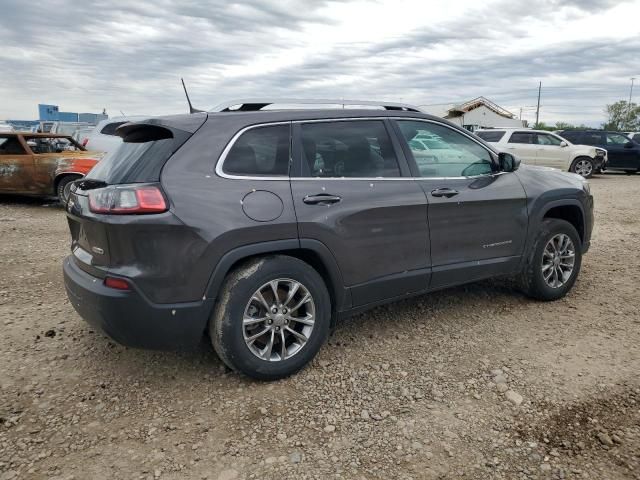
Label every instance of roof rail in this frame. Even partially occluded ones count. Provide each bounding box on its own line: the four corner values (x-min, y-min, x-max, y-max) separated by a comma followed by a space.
210, 98, 423, 113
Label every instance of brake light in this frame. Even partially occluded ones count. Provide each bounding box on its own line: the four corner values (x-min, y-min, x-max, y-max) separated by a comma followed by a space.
89, 184, 168, 214
104, 276, 131, 290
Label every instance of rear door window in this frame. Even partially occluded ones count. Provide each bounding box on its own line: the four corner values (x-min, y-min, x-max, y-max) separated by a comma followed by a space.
582, 132, 604, 146
559, 131, 582, 143
476, 130, 505, 142
508, 132, 535, 144
222, 124, 290, 177
0, 137, 27, 155
299, 120, 400, 178
633, 134, 640, 143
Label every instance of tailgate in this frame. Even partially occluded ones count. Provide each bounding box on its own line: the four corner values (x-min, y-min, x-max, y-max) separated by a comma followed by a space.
66, 189, 111, 277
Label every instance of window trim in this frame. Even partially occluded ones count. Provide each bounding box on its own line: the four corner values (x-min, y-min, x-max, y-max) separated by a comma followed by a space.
216, 117, 499, 181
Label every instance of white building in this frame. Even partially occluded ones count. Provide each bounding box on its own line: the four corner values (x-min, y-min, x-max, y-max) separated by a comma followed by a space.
420, 97, 524, 131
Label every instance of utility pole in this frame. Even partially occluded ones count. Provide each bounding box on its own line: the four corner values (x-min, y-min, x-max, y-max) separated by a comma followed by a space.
625, 77, 635, 130
535, 81, 542, 127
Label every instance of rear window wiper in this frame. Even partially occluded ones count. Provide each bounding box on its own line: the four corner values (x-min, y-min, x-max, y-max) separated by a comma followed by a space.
76, 179, 108, 190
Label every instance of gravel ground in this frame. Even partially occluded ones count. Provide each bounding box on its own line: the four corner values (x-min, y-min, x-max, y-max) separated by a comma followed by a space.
1, 173, 639, 480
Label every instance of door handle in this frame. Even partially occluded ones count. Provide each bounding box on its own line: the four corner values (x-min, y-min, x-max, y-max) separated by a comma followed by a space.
430, 188, 459, 198
303, 194, 342, 205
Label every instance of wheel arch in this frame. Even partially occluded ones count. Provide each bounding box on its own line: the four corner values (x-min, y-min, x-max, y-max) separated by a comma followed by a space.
53, 171, 84, 195
204, 239, 349, 326
540, 200, 585, 243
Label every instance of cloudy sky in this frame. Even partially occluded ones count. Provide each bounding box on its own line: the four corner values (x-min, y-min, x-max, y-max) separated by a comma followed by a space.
1, 0, 639, 126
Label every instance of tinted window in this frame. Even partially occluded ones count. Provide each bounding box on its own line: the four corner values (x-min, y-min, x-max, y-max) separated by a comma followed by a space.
633, 134, 640, 142
535, 133, 563, 146
398, 120, 494, 178
476, 130, 506, 142
100, 121, 128, 136
300, 121, 400, 178
607, 133, 630, 145
558, 131, 581, 143
582, 132, 604, 145
508, 132, 535, 144
0, 137, 27, 155
87, 126, 190, 184
223, 125, 290, 176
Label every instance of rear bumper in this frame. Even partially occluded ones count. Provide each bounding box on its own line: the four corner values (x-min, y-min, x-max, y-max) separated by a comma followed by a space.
63, 256, 212, 350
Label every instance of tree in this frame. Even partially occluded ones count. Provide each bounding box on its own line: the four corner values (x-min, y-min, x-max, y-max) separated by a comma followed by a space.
603, 100, 640, 131
554, 121, 574, 130
533, 121, 554, 131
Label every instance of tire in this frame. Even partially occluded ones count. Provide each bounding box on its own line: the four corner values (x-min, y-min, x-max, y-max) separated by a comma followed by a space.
519, 218, 582, 301
56, 175, 81, 206
569, 157, 594, 179
210, 255, 331, 380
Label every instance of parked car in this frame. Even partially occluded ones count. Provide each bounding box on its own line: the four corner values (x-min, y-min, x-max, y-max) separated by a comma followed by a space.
0, 132, 104, 204
0, 121, 14, 133
63, 101, 593, 380
476, 128, 607, 178
556, 130, 640, 174
73, 127, 95, 147
49, 122, 92, 136
84, 116, 148, 154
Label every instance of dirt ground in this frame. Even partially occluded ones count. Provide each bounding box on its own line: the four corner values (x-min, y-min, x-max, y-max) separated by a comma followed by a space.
0, 173, 639, 480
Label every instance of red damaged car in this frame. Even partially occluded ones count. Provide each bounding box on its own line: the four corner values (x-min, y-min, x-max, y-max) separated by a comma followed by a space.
0, 132, 104, 204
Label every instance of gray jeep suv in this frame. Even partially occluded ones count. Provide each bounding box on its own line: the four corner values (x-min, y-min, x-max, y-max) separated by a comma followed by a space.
63, 100, 593, 380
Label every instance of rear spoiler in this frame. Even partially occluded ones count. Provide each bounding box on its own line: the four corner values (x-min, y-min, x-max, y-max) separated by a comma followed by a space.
116, 113, 207, 140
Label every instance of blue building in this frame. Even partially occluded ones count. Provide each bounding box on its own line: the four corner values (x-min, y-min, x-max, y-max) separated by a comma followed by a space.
38, 104, 59, 121
38, 104, 106, 124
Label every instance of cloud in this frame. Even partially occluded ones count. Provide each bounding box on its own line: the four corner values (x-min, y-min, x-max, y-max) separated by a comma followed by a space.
0, 0, 638, 125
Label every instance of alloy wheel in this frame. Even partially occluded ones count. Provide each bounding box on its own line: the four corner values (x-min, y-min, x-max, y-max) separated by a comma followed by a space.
574, 160, 593, 178
541, 233, 576, 288
242, 278, 315, 362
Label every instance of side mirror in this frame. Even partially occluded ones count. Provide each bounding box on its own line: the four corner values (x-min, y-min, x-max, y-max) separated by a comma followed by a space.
560, 141, 568, 147
624, 141, 634, 149
498, 152, 520, 172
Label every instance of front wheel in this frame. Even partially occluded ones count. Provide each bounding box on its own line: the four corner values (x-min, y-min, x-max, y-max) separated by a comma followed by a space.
519, 218, 582, 301
570, 157, 594, 179
210, 255, 331, 380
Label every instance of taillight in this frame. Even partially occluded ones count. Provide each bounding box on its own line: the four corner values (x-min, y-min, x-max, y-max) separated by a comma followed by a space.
104, 276, 131, 290
89, 184, 168, 214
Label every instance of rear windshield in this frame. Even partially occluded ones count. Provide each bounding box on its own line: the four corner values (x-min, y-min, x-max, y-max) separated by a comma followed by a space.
86, 127, 190, 184
476, 130, 505, 142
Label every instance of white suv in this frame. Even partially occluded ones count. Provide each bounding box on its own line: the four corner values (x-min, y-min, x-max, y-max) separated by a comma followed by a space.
476, 129, 607, 178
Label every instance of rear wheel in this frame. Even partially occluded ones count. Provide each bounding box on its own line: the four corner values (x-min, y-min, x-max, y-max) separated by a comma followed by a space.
519, 218, 582, 301
210, 255, 331, 380
570, 157, 594, 178
56, 175, 81, 206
